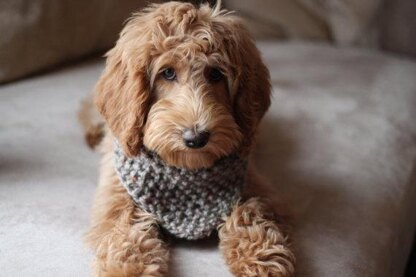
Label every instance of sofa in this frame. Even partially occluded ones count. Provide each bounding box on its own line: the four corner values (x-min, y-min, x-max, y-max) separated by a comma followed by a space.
1, 1, 415, 276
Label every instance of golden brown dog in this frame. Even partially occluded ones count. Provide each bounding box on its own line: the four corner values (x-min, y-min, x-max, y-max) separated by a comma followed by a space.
83, 1, 295, 276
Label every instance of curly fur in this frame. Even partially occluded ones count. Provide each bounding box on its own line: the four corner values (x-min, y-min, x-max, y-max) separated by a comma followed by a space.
83, 1, 295, 276
219, 198, 295, 277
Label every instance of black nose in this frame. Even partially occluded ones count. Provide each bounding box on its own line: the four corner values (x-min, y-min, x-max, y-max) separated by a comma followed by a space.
182, 129, 210, 149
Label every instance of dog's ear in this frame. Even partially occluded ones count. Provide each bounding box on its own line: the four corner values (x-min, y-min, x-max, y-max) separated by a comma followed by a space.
234, 39, 271, 154
94, 14, 153, 157
216, 17, 271, 154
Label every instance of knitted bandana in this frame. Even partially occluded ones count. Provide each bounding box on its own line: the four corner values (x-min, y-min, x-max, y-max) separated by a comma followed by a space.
114, 143, 248, 240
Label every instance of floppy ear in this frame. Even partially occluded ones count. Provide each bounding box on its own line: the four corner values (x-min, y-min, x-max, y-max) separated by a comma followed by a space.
234, 39, 271, 153
94, 14, 153, 157
218, 18, 271, 154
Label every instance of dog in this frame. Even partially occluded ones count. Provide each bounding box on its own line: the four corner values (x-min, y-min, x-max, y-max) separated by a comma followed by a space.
82, 1, 295, 276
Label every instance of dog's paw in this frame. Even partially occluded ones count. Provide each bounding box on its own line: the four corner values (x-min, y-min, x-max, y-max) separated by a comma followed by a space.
93, 255, 167, 277
91, 229, 169, 277
221, 225, 295, 276
219, 198, 295, 277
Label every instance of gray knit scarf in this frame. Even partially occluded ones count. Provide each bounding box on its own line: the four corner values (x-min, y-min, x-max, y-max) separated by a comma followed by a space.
114, 142, 247, 240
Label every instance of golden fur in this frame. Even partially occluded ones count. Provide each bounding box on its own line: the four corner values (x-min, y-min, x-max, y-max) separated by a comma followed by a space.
84, 2, 295, 276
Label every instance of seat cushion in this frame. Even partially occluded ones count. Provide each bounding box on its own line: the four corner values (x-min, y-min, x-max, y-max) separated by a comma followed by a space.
0, 42, 415, 276
256, 42, 416, 276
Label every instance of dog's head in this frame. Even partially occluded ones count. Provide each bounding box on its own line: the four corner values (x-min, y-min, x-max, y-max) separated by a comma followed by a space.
95, 1, 271, 169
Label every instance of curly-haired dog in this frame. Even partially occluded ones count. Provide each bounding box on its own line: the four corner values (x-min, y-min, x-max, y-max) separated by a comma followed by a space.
83, 1, 295, 276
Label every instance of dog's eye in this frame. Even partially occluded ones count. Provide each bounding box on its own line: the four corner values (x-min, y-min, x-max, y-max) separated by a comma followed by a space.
162, 68, 176, 81
209, 68, 223, 82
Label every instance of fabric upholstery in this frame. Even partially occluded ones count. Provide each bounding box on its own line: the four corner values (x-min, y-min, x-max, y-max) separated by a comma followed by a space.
380, 0, 416, 57
225, 0, 416, 54
0, 42, 415, 276
0, 0, 158, 83
224, 0, 330, 40
1, 0, 414, 84
224, 0, 381, 46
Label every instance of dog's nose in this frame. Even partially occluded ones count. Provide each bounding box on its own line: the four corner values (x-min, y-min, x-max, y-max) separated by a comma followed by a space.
182, 129, 210, 149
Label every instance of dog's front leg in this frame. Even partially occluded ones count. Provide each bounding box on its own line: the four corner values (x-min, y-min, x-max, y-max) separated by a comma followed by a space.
219, 197, 295, 277
86, 165, 169, 277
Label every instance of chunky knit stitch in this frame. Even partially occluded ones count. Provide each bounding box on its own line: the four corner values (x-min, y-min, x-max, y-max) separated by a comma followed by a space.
114, 143, 247, 240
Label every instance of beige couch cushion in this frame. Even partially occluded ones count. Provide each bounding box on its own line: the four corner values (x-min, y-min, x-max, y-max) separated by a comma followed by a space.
0, 0, 156, 83
224, 0, 331, 40
225, 0, 416, 55
380, 0, 416, 57
1, 41, 415, 276
224, 0, 381, 46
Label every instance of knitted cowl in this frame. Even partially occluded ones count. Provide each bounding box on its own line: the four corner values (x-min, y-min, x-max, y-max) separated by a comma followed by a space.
114, 142, 248, 240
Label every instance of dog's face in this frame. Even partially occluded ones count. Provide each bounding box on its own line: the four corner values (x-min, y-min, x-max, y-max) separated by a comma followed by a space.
95, 2, 271, 169
143, 49, 242, 169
